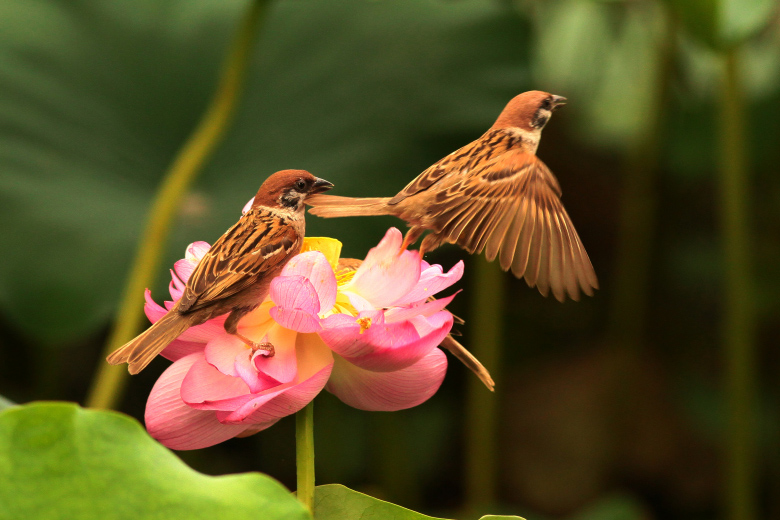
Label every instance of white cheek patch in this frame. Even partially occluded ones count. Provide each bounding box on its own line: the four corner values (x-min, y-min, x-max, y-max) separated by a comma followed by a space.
534, 108, 552, 128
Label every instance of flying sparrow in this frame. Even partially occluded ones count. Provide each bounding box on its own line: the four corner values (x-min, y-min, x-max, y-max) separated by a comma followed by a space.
308, 91, 597, 301
335, 257, 494, 391
107, 170, 334, 374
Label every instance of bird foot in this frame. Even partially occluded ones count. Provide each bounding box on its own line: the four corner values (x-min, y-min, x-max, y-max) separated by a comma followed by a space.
398, 239, 411, 256
252, 342, 275, 357
235, 333, 275, 357
399, 228, 423, 256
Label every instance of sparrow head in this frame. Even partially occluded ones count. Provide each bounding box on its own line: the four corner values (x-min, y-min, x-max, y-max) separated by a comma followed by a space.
491, 91, 567, 133
253, 170, 334, 212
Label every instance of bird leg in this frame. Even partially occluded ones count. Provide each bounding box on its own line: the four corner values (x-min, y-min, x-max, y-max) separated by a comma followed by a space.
224, 308, 275, 356
400, 226, 424, 255
234, 332, 275, 357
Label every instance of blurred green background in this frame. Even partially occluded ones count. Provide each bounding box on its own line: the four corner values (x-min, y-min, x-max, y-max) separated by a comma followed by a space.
1, 0, 779, 518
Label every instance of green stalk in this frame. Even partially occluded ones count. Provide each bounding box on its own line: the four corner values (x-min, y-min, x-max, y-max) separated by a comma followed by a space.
375, 412, 419, 509
607, 11, 674, 349
719, 49, 757, 520
464, 256, 504, 512
85, 0, 267, 409
296, 402, 316, 514
605, 8, 675, 434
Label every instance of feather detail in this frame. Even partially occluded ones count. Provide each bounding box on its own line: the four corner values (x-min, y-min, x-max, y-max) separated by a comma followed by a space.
107, 169, 329, 373
440, 335, 494, 391
302, 93, 597, 301
107, 311, 199, 374
178, 209, 300, 313
307, 195, 393, 218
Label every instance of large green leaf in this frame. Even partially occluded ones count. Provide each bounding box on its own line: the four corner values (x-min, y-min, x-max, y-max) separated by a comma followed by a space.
313, 484, 524, 520
0, 0, 529, 345
0, 402, 310, 520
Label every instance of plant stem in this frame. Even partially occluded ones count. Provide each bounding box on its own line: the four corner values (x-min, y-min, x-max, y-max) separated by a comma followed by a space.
464, 256, 504, 511
719, 49, 757, 520
607, 10, 674, 350
375, 412, 419, 509
296, 401, 316, 514
85, 0, 267, 410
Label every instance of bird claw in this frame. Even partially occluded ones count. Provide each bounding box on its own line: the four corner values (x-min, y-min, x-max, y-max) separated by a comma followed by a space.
251, 342, 275, 357
235, 333, 275, 357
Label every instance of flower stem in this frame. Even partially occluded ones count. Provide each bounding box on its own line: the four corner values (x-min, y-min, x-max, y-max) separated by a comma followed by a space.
296, 401, 316, 514
464, 256, 504, 512
719, 49, 757, 520
85, 0, 267, 410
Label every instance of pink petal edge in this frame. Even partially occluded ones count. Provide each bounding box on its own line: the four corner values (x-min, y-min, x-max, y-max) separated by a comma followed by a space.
145, 353, 247, 450
346, 228, 422, 308
393, 260, 464, 306
319, 310, 453, 372
326, 349, 447, 411
279, 251, 338, 313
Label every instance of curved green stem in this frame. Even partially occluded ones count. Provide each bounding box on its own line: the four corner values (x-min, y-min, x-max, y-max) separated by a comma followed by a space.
719, 49, 756, 520
85, 0, 268, 410
296, 402, 316, 514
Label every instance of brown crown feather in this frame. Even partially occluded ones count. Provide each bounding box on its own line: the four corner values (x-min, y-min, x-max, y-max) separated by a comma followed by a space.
253, 169, 315, 207
490, 90, 553, 132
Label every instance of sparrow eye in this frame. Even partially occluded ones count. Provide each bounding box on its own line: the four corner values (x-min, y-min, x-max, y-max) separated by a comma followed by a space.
295, 180, 306, 191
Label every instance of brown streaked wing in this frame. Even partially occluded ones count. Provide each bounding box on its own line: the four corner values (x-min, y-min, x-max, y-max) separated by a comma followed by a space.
546, 206, 567, 302
178, 210, 300, 313
498, 197, 529, 270
427, 150, 596, 301
558, 204, 599, 296
387, 138, 483, 205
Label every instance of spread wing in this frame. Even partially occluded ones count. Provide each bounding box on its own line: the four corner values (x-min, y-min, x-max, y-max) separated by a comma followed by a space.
178, 209, 300, 313
389, 130, 511, 205
427, 149, 598, 301
389, 160, 452, 205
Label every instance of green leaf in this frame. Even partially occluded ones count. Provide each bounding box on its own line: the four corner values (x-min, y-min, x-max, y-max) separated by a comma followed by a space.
0, 0, 529, 345
314, 484, 449, 520
313, 484, 524, 520
0, 402, 311, 520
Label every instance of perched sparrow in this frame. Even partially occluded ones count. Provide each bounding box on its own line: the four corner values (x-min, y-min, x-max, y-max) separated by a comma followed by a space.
308, 91, 597, 301
107, 170, 334, 374
336, 258, 495, 391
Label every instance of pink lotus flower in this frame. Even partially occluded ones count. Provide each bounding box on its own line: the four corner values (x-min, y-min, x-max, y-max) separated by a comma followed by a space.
145, 228, 463, 450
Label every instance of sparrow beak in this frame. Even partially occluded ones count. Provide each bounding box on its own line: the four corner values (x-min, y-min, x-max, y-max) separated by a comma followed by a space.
310, 177, 334, 194
551, 95, 567, 110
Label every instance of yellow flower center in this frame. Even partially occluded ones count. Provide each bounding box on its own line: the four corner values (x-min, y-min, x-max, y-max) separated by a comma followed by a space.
299, 237, 361, 317
356, 316, 372, 334
336, 269, 356, 286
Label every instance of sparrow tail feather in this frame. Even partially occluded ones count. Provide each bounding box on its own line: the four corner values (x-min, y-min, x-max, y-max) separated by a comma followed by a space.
307, 195, 393, 218
440, 335, 495, 391
106, 311, 197, 375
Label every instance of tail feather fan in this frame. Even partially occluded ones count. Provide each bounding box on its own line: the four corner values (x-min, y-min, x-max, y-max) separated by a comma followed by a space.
106, 311, 196, 374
